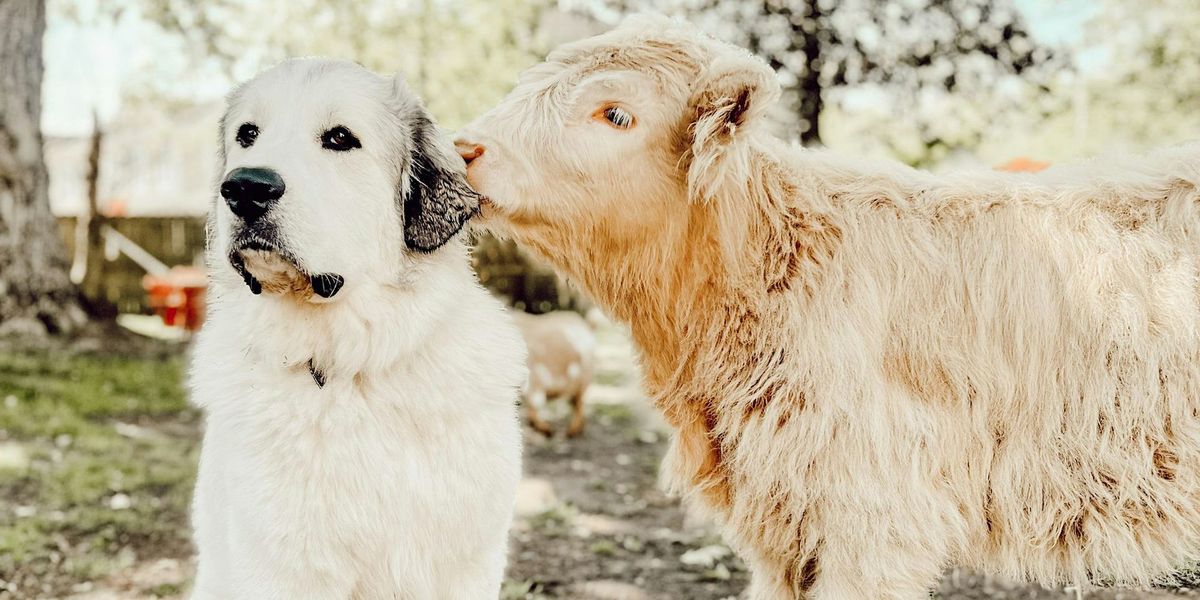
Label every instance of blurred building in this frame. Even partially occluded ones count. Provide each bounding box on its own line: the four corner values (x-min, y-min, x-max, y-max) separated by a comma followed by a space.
45, 101, 220, 218
43, 102, 216, 314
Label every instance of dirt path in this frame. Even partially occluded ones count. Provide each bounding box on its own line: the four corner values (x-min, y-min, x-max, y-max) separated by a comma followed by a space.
506, 404, 749, 599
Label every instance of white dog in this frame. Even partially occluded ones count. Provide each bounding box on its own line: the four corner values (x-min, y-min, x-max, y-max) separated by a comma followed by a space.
188, 59, 525, 600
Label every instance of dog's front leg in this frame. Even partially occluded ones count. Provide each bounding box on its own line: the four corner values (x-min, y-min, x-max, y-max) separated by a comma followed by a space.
431, 540, 509, 600
231, 558, 359, 600
195, 525, 361, 600
191, 570, 353, 600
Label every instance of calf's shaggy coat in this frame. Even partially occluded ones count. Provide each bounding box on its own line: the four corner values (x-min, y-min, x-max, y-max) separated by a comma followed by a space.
458, 17, 1200, 599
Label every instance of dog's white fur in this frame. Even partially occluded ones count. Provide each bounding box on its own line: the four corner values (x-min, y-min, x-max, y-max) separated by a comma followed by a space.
189, 59, 525, 600
460, 16, 1200, 599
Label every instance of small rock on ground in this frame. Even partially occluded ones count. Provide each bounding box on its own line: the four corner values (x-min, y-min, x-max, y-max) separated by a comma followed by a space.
568, 580, 654, 600
515, 477, 558, 518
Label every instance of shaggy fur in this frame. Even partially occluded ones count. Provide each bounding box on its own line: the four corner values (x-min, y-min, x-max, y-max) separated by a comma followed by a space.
190, 59, 525, 600
458, 16, 1200, 599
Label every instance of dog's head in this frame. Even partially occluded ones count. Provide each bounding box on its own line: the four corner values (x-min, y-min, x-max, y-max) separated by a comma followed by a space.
212, 59, 478, 301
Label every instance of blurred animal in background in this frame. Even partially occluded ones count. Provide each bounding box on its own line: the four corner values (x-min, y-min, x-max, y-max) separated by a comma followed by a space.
512, 310, 595, 437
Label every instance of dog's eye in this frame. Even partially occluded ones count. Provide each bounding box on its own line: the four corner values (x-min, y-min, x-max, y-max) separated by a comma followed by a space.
236, 123, 258, 148
598, 105, 635, 129
321, 126, 361, 152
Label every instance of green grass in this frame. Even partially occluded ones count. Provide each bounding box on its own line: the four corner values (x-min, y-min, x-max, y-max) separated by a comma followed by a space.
527, 504, 578, 539
588, 539, 617, 556
0, 349, 199, 597
500, 579, 550, 600
0, 352, 189, 438
148, 582, 183, 597
590, 402, 636, 427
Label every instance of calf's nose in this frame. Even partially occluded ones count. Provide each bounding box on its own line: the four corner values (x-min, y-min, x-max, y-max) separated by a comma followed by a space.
220, 167, 285, 223
454, 140, 486, 165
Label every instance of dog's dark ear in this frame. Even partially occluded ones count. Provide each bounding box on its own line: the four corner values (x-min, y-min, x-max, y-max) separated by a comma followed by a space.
402, 117, 481, 252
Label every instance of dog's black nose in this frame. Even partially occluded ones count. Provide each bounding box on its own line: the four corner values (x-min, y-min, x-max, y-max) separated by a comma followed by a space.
220, 167, 285, 222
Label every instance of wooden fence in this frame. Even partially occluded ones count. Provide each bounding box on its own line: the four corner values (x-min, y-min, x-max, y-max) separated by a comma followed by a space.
57, 216, 207, 315
471, 234, 589, 314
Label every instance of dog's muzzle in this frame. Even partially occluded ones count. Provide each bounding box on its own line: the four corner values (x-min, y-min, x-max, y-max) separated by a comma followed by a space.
228, 231, 345, 299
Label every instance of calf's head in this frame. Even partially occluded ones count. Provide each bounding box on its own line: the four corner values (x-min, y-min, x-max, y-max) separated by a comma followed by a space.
457, 17, 779, 277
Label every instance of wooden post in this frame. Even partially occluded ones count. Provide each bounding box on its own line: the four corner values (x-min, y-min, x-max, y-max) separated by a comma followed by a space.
76, 112, 115, 317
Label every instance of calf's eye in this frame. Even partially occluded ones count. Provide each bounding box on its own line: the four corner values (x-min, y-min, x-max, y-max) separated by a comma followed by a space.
599, 106, 635, 129
321, 126, 362, 151
236, 123, 258, 148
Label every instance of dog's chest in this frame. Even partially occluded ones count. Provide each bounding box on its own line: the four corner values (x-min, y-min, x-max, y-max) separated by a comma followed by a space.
203, 368, 518, 553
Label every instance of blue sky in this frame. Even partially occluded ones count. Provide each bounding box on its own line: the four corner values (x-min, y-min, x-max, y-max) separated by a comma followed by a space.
44, 2, 164, 136
1015, 0, 1096, 46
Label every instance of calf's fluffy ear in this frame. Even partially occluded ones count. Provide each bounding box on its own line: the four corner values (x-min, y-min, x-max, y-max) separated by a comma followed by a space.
402, 120, 480, 252
686, 51, 780, 201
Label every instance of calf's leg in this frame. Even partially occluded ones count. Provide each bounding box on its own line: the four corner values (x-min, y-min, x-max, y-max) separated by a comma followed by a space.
525, 390, 554, 436
801, 507, 947, 599
566, 391, 586, 437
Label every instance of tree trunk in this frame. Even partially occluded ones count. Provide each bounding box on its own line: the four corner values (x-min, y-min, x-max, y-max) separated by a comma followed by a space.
797, 27, 823, 146
745, 0, 824, 146
796, 0, 825, 147
0, 0, 86, 336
